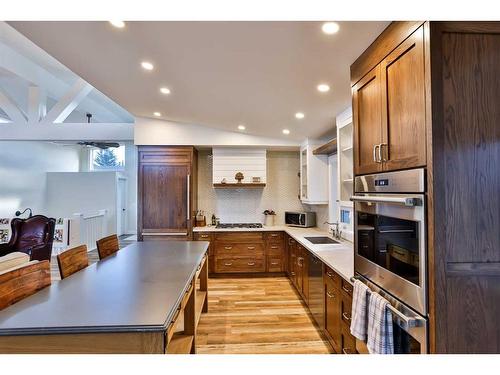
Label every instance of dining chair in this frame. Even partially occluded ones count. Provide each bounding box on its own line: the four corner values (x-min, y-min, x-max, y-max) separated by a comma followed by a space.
0, 260, 51, 310
96, 234, 120, 260
56, 244, 89, 280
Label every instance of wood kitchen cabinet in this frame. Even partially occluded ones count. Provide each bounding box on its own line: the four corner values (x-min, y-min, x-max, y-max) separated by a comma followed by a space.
265, 232, 285, 272
294, 244, 309, 304
287, 235, 298, 285
137, 146, 197, 241
324, 265, 342, 353
193, 232, 215, 274
353, 25, 426, 175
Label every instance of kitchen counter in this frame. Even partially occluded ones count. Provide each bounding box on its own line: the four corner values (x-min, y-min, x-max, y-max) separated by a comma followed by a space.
0, 241, 208, 336
194, 225, 354, 282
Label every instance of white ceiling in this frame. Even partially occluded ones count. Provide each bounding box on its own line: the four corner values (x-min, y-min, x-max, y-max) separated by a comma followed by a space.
9, 21, 389, 140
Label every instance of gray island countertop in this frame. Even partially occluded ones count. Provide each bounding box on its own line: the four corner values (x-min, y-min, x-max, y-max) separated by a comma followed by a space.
0, 241, 208, 336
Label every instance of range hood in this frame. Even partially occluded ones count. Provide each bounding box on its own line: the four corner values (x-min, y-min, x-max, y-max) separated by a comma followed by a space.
212, 148, 267, 188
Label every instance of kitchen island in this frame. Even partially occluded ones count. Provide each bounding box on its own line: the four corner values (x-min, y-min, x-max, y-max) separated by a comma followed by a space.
0, 241, 209, 354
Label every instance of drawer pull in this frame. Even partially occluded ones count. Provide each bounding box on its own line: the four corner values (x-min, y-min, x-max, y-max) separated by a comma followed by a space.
291, 271, 296, 276
201, 235, 209, 238
327, 271, 334, 278
271, 234, 278, 237
224, 262, 233, 266
271, 262, 279, 265
342, 312, 351, 321
271, 246, 278, 249
342, 285, 352, 293
247, 246, 255, 250
326, 291, 336, 299
224, 246, 233, 250
247, 262, 256, 266
342, 348, 354, 354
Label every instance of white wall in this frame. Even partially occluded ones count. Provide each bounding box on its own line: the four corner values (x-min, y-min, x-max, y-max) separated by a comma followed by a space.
78, 142, 137, 235
0, 141, 80, 217
134, 117, 299, 148
46, 172, 117, 235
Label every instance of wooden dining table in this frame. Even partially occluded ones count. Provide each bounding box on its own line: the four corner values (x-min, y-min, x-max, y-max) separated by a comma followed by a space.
0, 240, 209, 354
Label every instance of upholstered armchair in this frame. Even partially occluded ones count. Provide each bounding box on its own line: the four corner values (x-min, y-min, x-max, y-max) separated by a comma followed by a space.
0, 215, 56, 261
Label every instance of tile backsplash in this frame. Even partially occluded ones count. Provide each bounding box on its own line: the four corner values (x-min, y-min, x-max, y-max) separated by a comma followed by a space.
197, 150, 329, 228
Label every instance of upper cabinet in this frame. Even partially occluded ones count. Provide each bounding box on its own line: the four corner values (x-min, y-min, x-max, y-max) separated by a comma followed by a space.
300, 139, 329, 205
352, 24, 427, 176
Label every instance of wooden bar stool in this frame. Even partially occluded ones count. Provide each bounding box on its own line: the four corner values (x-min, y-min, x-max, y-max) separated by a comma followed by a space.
56, 245, 89, 280
96, 234, 120, 260
0, 260, 51, 310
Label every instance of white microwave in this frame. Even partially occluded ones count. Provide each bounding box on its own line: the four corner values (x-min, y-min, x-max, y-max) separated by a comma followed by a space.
285, 211, 316, 228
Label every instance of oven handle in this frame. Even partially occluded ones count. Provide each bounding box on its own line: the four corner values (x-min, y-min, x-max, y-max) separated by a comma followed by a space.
350, 195, 422, 207
351, 276, 423, 328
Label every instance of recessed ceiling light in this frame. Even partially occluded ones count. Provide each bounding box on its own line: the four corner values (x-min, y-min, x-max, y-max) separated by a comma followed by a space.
322, 22, 340, 35
282, 129, 290, 135
317, 84, 330, 93
160, 87, 171, 95
153, 112, 161, 117
238, 124, 246, 131
295, 112, 305, 119
141, 61, 154, 71
109, 21, 125, 28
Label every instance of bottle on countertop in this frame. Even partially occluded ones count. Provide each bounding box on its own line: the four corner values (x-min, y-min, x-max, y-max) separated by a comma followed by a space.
211, 214, 216, 226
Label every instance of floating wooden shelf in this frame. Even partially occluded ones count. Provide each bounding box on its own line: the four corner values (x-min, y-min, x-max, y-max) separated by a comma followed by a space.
213, 183, 266, 189
313, 139, 338, 155
167, 333, 194, 354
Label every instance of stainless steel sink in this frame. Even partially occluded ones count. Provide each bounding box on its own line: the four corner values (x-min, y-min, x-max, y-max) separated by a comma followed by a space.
304, 236, 340, 245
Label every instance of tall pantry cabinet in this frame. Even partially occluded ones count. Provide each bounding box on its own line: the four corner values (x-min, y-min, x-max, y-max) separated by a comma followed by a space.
351, 21, 500, 353
137, 146, 198, 241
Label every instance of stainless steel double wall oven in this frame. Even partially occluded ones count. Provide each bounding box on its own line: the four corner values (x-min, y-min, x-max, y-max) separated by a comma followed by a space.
352, 168, 428, 353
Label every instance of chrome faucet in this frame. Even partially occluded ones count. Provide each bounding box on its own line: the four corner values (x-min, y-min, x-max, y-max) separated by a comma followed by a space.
324, 221, 342, 240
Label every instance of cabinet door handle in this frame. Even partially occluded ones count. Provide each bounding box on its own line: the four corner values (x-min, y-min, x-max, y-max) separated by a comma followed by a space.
291, 271, 296, 276
326, 291, 336, 299
247, 262, 256, 266
271, 262, 279, 265
342, 348, 354, 354
271, 234, 278, 237
327, 271, 334, 278
373, 144, 379, 163
201, 235, 209, 238
379, 143, 387, 162
342, 312, 351, 321
224, 246, 233, 250
247, 246, 255, 250
224, 262, 233, 266
342, 285, 352, 294
186, 174, 190, 220
271, 246, 278, 249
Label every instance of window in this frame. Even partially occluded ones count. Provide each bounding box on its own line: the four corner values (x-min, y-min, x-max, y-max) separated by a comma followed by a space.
90, 145, 125, 171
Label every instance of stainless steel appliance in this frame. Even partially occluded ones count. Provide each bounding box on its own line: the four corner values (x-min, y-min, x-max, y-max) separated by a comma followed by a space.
216, 223, 263, 229
307, 253, 324, 329
352, 168, 427, 315
285, 211, 316, 228
352, 274, 428, 354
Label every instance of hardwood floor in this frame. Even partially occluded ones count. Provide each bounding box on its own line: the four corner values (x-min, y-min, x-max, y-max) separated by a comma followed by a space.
197, 276, 332, 354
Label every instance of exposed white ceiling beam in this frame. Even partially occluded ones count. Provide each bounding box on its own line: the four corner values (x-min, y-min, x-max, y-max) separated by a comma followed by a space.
0, 122, 134, 141
0, 87, 26, 124
39, 79, 93, 125
28, 85, 46, 125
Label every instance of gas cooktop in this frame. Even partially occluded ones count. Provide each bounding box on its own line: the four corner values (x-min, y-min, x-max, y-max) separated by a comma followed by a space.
216, 223, 263, 229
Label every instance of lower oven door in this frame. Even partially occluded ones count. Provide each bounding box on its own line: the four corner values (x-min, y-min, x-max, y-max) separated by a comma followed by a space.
352, 193, 426, 315
354, 275, 428, 354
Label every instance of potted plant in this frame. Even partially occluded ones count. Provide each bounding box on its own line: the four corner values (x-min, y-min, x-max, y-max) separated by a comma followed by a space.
263, 210, 276, 227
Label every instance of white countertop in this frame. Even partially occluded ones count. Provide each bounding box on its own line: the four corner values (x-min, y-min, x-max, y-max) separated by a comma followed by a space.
194, 225, 354, 282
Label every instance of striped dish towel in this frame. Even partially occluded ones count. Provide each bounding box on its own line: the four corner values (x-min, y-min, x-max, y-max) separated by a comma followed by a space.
367, 292, 394, 354
350, 279, 370, 341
